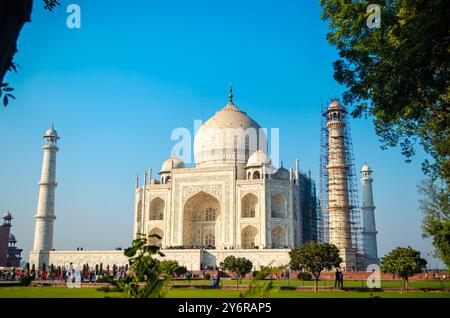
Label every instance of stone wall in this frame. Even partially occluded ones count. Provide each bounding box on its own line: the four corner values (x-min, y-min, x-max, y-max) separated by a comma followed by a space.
45, 250, 128, 268
156, 250, 202, 270
201, 249, 291, 270
31, 249, 291, 271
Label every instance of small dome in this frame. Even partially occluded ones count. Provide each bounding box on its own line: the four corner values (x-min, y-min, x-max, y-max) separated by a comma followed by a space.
160, 156, 185, 173
247, 150, 271, 167
328, 99, 344, 111
361, 164, 372, 172
2, 211, 12, 219
9, 233, 16, 242
273, 167, 290, 180
44, 126, 59, 139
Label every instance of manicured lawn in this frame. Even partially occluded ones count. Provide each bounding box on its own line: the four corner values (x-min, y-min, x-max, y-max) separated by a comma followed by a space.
0, 286, 449, 298
0, 286, 120, 298
166, 289, 450, 298
172, 279, 448, 289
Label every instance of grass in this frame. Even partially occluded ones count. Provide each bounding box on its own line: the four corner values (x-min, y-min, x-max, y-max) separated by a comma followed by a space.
173, 279, 448, 289
0, 286, 449, 298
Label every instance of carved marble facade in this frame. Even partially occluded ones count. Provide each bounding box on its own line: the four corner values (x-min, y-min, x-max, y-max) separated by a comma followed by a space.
133, 95, 318, 251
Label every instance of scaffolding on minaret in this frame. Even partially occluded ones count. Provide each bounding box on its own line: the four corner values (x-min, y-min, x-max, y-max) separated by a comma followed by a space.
318, 100, 364, 270
318, 101, 329, 244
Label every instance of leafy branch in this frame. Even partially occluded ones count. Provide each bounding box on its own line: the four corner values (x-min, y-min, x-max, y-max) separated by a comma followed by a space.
0, 83, 15, 107
43, 0, 60, 11
100, 234, 170, 298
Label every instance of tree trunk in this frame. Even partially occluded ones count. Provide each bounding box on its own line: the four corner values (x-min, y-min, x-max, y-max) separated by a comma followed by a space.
314, 278, 319, 293
0, 0, 33, 84
400, 278, 404, 294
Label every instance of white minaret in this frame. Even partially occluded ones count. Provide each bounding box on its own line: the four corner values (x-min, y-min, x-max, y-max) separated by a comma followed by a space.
360, 164, 379, 264
29, 127, 59, 269
325, 100, 356, 270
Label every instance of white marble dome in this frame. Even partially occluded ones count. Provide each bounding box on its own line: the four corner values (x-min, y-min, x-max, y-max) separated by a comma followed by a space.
194, 100, 267, 167
273, 167, 290, 180
247, 150, 271, 167
361, 164, 371, 172
44, 127, 59, 138
328, 99, 344, 111
160, 157, 185, 173
2, 211, 11, 219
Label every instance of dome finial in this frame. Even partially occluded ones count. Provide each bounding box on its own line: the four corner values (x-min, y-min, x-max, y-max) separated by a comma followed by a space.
228, 82, 233, 102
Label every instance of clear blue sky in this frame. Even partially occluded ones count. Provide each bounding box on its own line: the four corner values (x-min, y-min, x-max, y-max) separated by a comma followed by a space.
0, 0, 441, 268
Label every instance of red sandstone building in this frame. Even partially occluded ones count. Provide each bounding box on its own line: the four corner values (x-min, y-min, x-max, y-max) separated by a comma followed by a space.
0, 211, 22, 268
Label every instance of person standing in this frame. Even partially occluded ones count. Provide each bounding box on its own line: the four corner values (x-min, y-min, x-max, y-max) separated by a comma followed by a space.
334, 268, 340, 287
339, 270, 344, 287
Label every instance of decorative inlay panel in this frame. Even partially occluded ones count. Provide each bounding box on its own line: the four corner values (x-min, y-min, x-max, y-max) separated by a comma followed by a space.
182, 184, 222, 203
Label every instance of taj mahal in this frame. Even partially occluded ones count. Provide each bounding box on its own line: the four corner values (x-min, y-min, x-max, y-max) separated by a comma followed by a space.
28, 87, 378, 271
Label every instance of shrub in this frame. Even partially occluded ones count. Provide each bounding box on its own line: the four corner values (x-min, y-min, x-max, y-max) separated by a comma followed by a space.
175, 266, 188, 277
20, 275, 33, 286
297, 271, 312, 281
204, 273, 211, 280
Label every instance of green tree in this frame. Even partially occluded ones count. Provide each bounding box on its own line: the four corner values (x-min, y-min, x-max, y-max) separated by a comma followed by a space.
0, 0, 60, 106
289, 242, 342, 292
101, 234, 169, 298
418, 179, 450, 269
175, 265, 188, 277
219, 256, 253, 290
320, 0, 449, 181
380, 246, 427, 293
160, 260, 180, 277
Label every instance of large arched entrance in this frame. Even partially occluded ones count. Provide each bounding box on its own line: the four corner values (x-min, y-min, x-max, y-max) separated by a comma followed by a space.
183, 192, 220, 248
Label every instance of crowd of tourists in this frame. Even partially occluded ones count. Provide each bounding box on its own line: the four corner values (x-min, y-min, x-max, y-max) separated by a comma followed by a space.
0, 264, 129, 283
0, 269, 28, 281
161, 245, 292, 250
163, 245, 217, 250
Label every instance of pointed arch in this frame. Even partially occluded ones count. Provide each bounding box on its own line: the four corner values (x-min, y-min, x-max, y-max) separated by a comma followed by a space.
271, 193, 286, 218
149, 197, 164, 220
271, 225, 287, 248
241, 225, 258, 249
241, 193, 258, 218
183, 191, 220, 247
148, 227, 163, 247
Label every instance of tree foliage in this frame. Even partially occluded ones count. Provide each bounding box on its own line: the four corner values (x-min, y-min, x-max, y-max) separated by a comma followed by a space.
101, 234, 169, 298
43, 0, 60, 11
219, 256, 253, 289
289, 242, 342, 292
0, 0, 60, 107
380, 246, 427, 293
160, 260, 180, 277
175, 265, 188, 277
418, 179, 450, 269
320, 0, 450, 181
